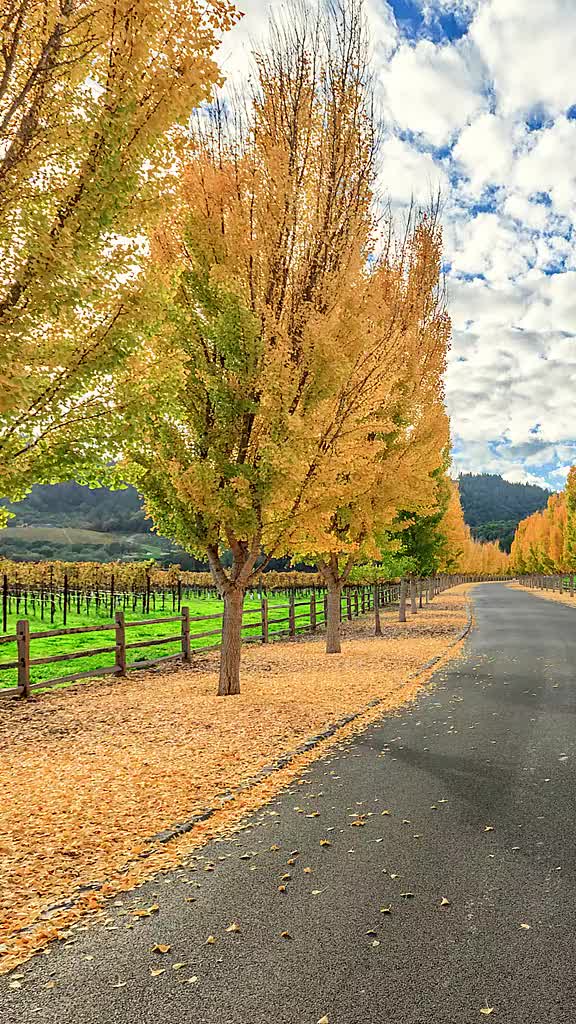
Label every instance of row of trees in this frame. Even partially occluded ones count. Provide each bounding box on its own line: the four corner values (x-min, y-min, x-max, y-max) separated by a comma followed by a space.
510, 468, 576, 573
0, 0, 507, 694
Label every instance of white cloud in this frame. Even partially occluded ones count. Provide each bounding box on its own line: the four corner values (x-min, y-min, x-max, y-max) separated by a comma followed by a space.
471, 0, 576, 120
378, 38, 486, 146
377, 135, 449, 205
452, 113, 520, 195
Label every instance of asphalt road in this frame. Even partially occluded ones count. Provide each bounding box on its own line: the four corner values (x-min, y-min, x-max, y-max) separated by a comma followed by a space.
3, 583, 576, 1024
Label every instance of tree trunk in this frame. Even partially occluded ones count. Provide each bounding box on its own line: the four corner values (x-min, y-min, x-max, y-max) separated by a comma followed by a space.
410, 577, 418, 614
325, 581, 342, 654
218, 587, 245, 696
399, 578, 407, 622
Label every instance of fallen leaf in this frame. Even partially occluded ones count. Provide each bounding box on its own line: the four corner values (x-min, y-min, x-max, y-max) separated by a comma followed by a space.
320, 840, 331, 847
380, 906, 392, 914
371, 939, 380, 947
185, 976, 199, 984
225, 923, 241, 933
311, 889, 323, 895
479, 1008, 494, 1016
172, 962, 187, 970
318, 1017, 329, 1023
519, 923, 531, 930
150, 969, 166, 977
280, 931, 293, 940
484, 826, 494, 833
151, 944, 171, 954
111, 981, 127, 989
270, 845, 280, 852
303, 867, 312, 874
205, 936, 216, 945
440, 897, 451, 907
400, 892, 415, 899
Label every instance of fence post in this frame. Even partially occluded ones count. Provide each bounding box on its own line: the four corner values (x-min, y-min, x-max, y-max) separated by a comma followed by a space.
289, 592, 296, 637
115, 610, 127, 676
346, 589, 352, 621
16, 619, 30, 698
310, 594, 317, 633
323, 593, 328, 628
373, 583, 382, 636
353, 590, 359, 618
181, 605, 192, 664
261, 597, 269, 643
2, 574, 7, 634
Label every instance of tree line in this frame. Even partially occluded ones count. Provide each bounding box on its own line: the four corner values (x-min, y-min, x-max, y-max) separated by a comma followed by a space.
0, 0, 509, 694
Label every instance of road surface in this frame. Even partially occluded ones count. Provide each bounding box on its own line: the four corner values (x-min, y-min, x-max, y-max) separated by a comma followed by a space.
3, 583, 576, 1023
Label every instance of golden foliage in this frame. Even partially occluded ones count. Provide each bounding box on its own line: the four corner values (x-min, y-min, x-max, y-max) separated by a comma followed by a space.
0, 0, 240, 500
438, 482, 510, 575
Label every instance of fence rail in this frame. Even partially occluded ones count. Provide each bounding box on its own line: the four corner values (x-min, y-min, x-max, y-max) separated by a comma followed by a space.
0, 574, 507, 699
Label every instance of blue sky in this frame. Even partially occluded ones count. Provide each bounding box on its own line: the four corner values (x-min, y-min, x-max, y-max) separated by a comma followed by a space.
220, 0, 576, 491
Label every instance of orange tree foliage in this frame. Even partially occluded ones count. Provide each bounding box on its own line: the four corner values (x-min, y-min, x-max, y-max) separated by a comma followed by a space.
0, 0, 239, 515
438, 481, 510, 576
312, 220, 451, 653
510, 468, 576, 573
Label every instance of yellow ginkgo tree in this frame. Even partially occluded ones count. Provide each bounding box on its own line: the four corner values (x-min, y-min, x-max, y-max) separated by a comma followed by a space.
116, 0, 451, 692
0, 0, 239, 516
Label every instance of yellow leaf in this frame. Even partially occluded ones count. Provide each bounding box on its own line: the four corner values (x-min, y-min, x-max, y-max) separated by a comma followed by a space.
320, 839, 331, 847
484, 826, 494, 832
280, 931, 293, 939
205, 935, 216, 944
381, 810, 391, 815
479, 1008, 494, 1015
380, 906, 392, 914
278, 885, 287, 893
440, 897, 451, 907
225, 923, 241, 933
318, 1017, 329, 1023
150, 969, 166, 977
519, 923, 531, 930
172, 962, 188, 970
151, 943, 171, 954
303, 867, 312, 874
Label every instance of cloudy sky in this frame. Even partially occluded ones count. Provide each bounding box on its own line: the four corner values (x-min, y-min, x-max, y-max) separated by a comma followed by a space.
219, 0, 576, 491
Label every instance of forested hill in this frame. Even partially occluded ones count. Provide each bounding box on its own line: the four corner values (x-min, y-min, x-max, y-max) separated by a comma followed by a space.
0, 473, 553, 562
458, 473, 552, 552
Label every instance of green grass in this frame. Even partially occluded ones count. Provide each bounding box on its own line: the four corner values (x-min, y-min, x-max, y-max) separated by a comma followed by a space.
0, 591, 331, 692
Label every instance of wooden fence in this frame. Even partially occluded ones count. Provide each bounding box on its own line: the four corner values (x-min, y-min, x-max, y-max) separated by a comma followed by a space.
0, 574, 508, 699
0, 584, 401, 699
517, 574, 576, 594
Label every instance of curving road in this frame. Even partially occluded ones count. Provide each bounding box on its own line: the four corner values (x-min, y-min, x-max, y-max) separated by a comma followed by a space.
3, 583, 576, 1023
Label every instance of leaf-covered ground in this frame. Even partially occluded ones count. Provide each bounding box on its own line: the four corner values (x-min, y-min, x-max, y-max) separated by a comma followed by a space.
0, 590, 469, 972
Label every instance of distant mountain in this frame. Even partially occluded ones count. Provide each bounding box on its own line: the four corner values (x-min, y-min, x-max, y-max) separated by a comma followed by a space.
0, 473, 553, 562
457, 473, 552, 553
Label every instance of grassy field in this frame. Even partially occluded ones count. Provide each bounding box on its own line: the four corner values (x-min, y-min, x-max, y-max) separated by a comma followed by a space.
0, 592, 328, 692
